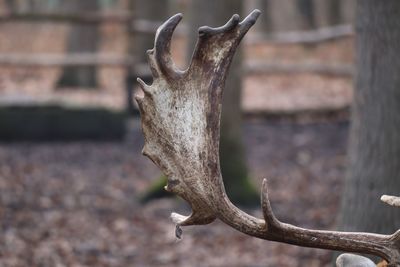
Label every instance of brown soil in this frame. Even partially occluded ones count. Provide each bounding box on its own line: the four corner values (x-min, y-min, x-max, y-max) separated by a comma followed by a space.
0, 118, 349, 267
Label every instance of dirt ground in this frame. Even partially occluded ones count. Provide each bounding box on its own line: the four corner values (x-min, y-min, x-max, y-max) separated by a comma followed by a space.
0, 118, 349, 267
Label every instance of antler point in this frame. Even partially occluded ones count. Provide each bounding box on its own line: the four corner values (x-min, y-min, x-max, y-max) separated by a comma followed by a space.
134, 94, 144, 102
381, 195, 400, 207
232, 14, 240, 22
137, 78, 152, 95
240, 9, 261, 27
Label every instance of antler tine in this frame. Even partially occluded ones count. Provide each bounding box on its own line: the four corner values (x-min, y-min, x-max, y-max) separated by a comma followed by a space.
150, 13, 183, 80
381, 195, 400, 207
261, 178, 281, 231
259, 179, 400, 264
239, 9, 261, 34
197, 9, 260, 37
198, 14, 240, 37
188, 9, 260, 78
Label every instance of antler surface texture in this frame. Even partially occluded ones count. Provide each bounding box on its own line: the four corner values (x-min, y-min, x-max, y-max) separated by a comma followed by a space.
136, 11, 400, 266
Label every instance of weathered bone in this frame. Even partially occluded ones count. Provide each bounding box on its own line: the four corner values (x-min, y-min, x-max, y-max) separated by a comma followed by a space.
336, 253, 376, 267
382, 195, 400, 207
136, 10, 400, 266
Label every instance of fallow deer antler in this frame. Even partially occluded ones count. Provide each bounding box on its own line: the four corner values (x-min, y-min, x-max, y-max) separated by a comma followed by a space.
136, 10, 400, 266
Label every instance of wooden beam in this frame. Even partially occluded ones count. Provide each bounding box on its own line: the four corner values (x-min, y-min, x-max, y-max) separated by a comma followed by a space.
0, 12, 188, 35
248, 24, 354, 45
0, 53, 354, 77
0, 11, 133, 24
0, 53, 135, 67
246, 62, 354, 77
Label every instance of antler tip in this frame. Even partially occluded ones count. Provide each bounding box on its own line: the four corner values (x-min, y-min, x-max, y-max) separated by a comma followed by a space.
173, 13, 183, 20
142, 145, 153, 158
240, 9, 261, 27
153, 13, 183, 79
134, 94, 144, 104
381, 195, 400, 207
171, 212, 187, 225
162, 13, 183, 29
146, 49, 154, 55
261, 178, 270, 196
261, 177, 269, 206
261, 177, 281, 229
137, 77, 146, 86
253, 9, 262, 16
262, 177, 268, 186
198, 13, 240, 37
137, 77, 152, 94
250, 9, 261, 19
198, 26, 210, 36
232, 13, 240, 23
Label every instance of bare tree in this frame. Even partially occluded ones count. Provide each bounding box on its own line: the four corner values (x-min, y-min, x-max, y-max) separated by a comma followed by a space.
126, 0, 168, 114
297, 0, 316, 29
135, 10, 400, 266
259, 0, 272, 33
57, 0, 99, 88
130, 0, 168, 64
327, 0, 341, 25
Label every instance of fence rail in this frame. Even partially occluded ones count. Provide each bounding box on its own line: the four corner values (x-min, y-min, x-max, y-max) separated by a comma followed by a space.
0, 12, 352, 43
248, 24, 353, 45
0, 53, 355, 78
0, 11, 132, 24
0, 12, 188, 35
0, 12, 354, 77
0, 53, 135, 67
246, 62, 354, 77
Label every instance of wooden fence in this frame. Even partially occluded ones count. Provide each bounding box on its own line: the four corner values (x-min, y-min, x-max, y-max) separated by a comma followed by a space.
0, 11, 355, 114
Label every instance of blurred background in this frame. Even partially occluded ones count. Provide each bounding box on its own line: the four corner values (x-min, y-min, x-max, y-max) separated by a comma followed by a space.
0, 0, 358, 266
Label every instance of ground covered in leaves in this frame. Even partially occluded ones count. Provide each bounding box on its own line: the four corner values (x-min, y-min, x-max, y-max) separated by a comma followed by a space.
0, 117, 349, 267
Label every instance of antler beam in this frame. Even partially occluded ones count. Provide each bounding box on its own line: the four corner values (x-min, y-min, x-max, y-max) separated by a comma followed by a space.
136, 10, 400, 266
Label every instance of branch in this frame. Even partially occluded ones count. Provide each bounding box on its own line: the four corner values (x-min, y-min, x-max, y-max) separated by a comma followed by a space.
136, 11, 400, 266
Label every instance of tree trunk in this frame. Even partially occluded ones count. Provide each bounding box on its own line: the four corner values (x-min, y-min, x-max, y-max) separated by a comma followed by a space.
327, 0, 341, 25
339, 0, 400, 234
57, 0, 99, 88
130, 0, 169, 64
187, 0, 258, 206
296, 0, 316, 30
126, 0, 168, 113
341, 0, 356, 25
5, 0, 18, 12
260, 0, 273, 33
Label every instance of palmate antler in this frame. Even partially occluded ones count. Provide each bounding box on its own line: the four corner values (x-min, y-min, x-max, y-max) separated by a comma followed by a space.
136, 10, 400, 266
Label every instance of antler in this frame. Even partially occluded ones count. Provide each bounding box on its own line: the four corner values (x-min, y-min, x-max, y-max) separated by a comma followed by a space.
136, 11, 400, 266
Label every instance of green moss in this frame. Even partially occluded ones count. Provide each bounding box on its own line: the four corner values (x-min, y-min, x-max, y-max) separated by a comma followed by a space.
220, 132, 259, 207
138, 175, 174, 203
225, 175, 260, 207
140, 132, 261, 206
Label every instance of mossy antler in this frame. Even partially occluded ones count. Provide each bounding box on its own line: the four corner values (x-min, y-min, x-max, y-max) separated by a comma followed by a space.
136, 10, 400, 266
